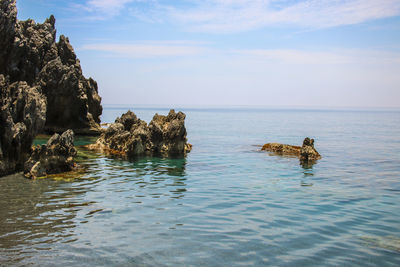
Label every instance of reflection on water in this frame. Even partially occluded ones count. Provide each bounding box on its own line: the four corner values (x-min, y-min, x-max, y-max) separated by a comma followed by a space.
0, 173, 84, 264
2, 108, 400, 266
0, 145, 188, 265
300, 159, 316, 186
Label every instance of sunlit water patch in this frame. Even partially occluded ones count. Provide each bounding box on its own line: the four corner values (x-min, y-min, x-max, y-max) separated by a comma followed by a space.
1, 107, 400, 266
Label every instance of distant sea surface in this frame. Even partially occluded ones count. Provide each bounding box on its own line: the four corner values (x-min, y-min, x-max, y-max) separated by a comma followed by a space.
1, 106, 400, 266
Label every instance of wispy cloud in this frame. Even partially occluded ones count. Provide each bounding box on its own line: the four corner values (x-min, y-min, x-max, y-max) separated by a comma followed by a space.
234, 48, 400, 65
81, 40, 400, 66
234, 49, 351, 64
73, 0, 138, 19
81, 42, 209, 58
73, 0, 400, 32
168, 0, 400, 32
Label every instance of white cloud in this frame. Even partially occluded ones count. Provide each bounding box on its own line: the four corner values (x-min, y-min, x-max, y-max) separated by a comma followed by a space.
81, 40, 400, 67
234, 48, 400, 65
234, 49, 351, 64
79, 0, 138, 18
81, 42, 209, 58
167, 0, 400, 32
74, 0, 400, 32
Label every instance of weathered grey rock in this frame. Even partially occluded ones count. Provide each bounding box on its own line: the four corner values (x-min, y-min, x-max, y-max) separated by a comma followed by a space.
38, 54, 102, 134
0, 74, 46, 176
87, 110, 192, 157
262, 137, 321, 163
24, 129, 77, 178
149, 110, 191, 155
0, 0, 17, 75
0, 0, 102, 135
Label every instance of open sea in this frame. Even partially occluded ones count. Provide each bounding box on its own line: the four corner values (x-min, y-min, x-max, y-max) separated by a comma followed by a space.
1, 106, 400, 266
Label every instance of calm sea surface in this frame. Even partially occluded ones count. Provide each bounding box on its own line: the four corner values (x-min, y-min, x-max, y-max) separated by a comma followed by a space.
1, 107, 400, 266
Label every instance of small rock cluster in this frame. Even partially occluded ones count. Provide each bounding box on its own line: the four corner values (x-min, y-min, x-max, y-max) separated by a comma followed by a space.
87, 110, 192, 157
262, 137, 321, 163
24, 130, 77, 178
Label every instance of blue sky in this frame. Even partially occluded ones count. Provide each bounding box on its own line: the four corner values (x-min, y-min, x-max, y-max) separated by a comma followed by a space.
17, 0, 400, 108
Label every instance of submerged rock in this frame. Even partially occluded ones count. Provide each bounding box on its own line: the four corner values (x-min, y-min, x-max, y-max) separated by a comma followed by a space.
262, 137, 321, 163
360, 235, 400, 253
24, 129, 77, 178
0, 74, 47, 177
87, 109, 192, 157
0, 0, 102, 135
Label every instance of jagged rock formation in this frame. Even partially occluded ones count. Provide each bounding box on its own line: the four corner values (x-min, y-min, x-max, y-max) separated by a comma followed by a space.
0, 74, 47, 176
24, 129, 77, 178
262, 137, 321, 163
87, 110, 192, 157
299, 137, 321, 162
0, 0, 102, 135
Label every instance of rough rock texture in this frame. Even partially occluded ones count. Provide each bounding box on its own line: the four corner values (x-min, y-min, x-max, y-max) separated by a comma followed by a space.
149, 110, 191, 155
262, 137, 321, 163
24, 129, 77, 178
0, 74, 47, 176
87, 110, 192, 157
0, 0, 102, 135
299, 137, 321, 162
261, 143, 301, 157
0, 0, 17, 75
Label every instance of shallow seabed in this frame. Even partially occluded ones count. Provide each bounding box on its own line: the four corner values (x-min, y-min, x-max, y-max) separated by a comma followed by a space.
1, 107, 400, 266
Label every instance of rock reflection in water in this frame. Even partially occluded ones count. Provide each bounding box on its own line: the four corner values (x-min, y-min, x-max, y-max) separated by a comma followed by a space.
300, 159, 317, 186
91, 148, 188, 198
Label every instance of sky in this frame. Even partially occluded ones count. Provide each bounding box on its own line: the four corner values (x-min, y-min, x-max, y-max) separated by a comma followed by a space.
16, 0, 400, 108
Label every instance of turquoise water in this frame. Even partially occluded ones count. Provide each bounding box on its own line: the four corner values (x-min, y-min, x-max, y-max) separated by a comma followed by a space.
1, 107, 400, 266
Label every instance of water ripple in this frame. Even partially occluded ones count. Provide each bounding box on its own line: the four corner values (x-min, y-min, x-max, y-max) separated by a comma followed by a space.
1, 108, 400, 265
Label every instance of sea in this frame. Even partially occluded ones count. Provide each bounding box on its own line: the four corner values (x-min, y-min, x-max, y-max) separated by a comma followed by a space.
1, 106, 400, 266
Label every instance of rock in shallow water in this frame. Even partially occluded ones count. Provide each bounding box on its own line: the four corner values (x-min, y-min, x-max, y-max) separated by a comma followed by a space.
299, 137, 321, 162
24, 129, 77, 178
262, 137, 321, 163
87, 110, 192, 157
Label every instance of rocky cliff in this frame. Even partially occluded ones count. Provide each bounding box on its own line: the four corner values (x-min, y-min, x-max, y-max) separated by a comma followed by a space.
0, 74, 46, 176
87, 110, 192, 157
0, 0, 101, 177
0, 0, 102, 135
